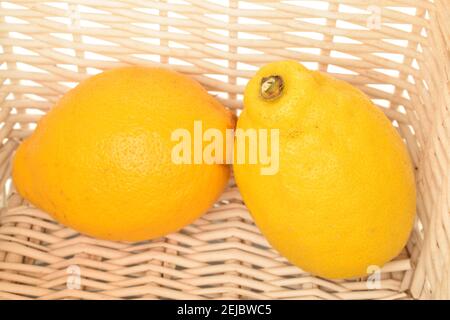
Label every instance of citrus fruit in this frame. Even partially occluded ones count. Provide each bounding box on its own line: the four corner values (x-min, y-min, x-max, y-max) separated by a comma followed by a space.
234, 60, 416, 279
13, 66, 235, 241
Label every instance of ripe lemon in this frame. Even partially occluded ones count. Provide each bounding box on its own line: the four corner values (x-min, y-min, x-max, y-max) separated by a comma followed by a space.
13, 66, 235, 241
234, 60, 416, 279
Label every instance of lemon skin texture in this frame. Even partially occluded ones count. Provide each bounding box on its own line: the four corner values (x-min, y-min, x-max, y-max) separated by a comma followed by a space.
13, 66, 235, 242
234, 60, 416, 279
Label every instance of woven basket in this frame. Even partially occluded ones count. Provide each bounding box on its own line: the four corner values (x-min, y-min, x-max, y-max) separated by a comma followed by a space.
0, 0, 449, 300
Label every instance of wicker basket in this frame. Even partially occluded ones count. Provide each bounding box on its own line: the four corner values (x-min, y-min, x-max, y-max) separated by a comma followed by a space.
0, 0, 449, 300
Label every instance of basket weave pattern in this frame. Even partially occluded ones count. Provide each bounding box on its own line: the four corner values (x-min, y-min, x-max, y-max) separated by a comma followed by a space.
0, 0, 449, 300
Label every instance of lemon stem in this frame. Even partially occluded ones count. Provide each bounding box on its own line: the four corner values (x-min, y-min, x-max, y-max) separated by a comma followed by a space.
260, 75, 284, 100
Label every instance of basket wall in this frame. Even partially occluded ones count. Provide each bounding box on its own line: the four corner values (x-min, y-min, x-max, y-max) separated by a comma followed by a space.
0, 0, 449, 300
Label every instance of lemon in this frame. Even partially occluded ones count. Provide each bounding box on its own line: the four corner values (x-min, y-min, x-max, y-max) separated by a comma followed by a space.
13, 66, 235, 241
234, 60, 416, 279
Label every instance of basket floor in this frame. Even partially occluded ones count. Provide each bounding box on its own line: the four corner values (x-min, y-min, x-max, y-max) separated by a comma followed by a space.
0, 184, 414, 300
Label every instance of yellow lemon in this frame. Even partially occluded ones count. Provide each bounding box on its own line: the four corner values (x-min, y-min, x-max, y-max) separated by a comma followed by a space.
234, 60, 416, 279
13, 66, 235, 241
